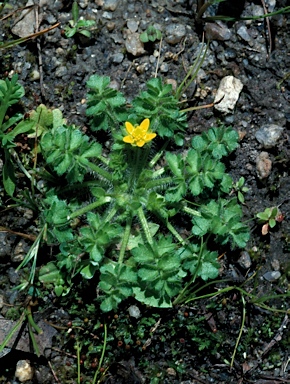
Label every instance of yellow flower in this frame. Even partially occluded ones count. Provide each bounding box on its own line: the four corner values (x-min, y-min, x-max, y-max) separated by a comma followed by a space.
123, 118, 156, 147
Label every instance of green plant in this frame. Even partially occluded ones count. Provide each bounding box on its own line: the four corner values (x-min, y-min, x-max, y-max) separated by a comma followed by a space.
231, 176, 249, 204
140, 26, 162, 43
31, 73, 250, 312
64, 1, 96, 39
0, 74, 35, 195
256, 206, 284, 235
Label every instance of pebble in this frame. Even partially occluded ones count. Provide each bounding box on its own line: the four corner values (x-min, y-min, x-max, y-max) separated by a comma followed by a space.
55, 66, 68, 78
237, 25, 253, 44
11, 240, 30, 263
255, 124, 284, 148
214, 76, 243, 114
0, 232, 13, 258
125, 33, 145, 56
204, 21, 232, 41
237, 251, 252, 269
256, 151, 272, 179
271, 259, 280, 271
165, 24, 186, 44
103, 0, 119, 11
127, 19, 139, 33
263, 271, 281, 282
128, 305, 141, 318
111, 52, 124, 63
102, 11, 113, 19
15, 360, 34, 382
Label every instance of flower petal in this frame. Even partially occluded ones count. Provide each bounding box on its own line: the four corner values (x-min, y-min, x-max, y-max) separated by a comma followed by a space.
139, 118, 150, 133
123, 135, 135, 144
125, 121, 135, 135
144, 133, 157, 142
136, 139, 145, 147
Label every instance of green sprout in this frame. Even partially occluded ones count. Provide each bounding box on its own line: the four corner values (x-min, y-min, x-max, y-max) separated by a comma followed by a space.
231, 177, 249, 204
256, 206, 284, 235
64, 1, 96, 39
140, 25, 162, 43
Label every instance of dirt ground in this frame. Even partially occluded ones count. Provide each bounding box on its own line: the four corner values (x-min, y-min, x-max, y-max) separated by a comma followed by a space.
0, 0, 290, 383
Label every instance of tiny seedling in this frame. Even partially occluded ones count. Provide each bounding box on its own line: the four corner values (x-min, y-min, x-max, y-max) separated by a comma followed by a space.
140, 25, 162, 43
256, 206, 284, 235
231, 177, 249, 204
64, 1, 96, 39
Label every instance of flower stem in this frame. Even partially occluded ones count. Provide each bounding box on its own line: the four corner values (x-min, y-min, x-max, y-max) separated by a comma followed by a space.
68, 197, 111, 219
86, 161, 114, 182
137, 206, 153, 246
118, 216, 132, 265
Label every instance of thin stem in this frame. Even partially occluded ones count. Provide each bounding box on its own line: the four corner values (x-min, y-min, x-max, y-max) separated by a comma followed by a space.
182, 205, 202, 217
118, 216, 132, 265
92, 323, 107, 384
166, 220, 185, 245
68, 197, 111, 219
145, 176, 172, 190
86, 161, 114, 182
76, 341, 81, 384
137, 206, 154, 246
230, 293, 245, 369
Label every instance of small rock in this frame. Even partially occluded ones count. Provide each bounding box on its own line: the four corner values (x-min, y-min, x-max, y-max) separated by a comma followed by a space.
263, 271, 281, 282
15, 360, 34, 382
204, 21, 231, 41
167, 367, 176, 376
271, 259, 280, 271
0, 295, 4, 309
127, 19, 139, 33
255, 124, 284, 148
214, 76, 243, 114
106, 22, 115, 31
237, 25, 253, 43
237, 251, 252, 269
111, 52, 124, 63
11, 0, 35, 37
128, 305, 141, 319
103, 0, 119, 11
30, 69, 40, 81
55, 66, 68, 78
165, 24, 186, 44
0, 232, 13, 258
256, 151, 272, 179
125, 33, 145, 56
12, 240, 30, 263
102, 11, 113, 19
160, 63, 169, 73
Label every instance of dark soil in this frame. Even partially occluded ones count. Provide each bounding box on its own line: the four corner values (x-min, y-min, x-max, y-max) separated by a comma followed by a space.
0, 0, 290, 383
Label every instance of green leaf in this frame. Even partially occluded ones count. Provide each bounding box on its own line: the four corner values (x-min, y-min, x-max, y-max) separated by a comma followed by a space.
3, 150, 15, 196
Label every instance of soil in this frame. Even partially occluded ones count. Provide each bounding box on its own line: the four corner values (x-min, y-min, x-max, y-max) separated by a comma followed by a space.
0, 0, 290, 383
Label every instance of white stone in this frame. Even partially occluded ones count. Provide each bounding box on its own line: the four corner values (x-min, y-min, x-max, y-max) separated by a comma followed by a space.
214, 76, 243, 114
15, 360, 34, 382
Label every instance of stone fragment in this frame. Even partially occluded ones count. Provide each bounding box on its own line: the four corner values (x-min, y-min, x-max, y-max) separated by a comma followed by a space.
214, 76, 243, 114
11, 0, 36, 37
165, 24, 186, 44
103, 0, 119, 11
125, 33, 145, 56
128, 305, 141, 318
15, 360, 34, 382
237, 251, 252, 269
237, 25, 252, 43
263, 271, 281, 282
204, 21, 231, 41
255, 124, 284, 148
256, 151, 272, 179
